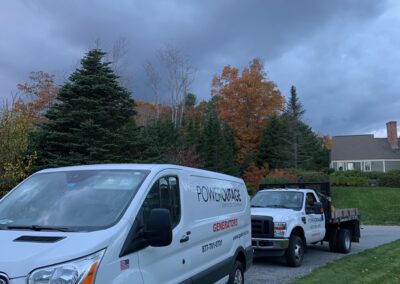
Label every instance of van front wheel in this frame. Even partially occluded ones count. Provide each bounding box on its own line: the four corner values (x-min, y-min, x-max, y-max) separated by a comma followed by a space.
229, 260, 244, 284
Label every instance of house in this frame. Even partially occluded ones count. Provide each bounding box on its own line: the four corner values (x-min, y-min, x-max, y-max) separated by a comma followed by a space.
331, 121, 400, 172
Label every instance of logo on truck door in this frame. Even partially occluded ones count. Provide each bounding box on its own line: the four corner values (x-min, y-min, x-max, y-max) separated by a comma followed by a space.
196, 186, 241, 204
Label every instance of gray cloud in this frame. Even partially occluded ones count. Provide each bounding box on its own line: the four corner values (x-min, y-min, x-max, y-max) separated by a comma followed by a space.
1, 0, 397, 136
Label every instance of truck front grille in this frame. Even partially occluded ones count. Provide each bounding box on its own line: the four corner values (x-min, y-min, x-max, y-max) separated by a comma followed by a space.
251, 216, 274, 238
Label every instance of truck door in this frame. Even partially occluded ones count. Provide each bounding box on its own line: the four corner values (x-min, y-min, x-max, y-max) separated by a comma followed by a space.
137, 173, 192, 284
304, 192, 325, 243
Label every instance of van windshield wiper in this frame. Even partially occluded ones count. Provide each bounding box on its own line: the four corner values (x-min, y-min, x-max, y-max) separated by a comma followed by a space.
5, 225, 74, 232
251, 205, 266, 208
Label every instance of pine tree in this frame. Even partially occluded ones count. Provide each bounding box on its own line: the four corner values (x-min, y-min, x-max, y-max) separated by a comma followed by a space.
257, 114, 289, 169
280, 86, 329, 170
31, 49, 136, 168
282, 85, 305, 169
198, 101, 239, 176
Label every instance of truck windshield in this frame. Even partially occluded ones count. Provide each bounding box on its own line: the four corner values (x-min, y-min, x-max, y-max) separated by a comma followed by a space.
251, 191, 303, 211
0, 170, 149, 231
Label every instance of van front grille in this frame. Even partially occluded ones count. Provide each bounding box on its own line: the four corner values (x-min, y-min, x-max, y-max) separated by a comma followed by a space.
251, 216, 274, 238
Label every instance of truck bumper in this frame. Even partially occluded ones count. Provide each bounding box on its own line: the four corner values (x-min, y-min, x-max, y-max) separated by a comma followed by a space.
252, 238, 289, 257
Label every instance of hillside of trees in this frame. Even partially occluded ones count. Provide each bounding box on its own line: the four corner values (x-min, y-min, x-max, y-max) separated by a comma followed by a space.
0, 48, 329, 195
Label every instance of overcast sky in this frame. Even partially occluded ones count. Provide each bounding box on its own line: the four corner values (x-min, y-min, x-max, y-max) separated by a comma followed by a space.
1, 0, 399, 136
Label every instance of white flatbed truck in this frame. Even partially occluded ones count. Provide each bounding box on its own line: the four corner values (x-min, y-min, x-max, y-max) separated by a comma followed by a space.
251, 182, 360, 267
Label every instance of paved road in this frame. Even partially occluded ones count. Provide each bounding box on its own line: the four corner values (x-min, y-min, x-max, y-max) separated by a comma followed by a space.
245, 225, 400, 284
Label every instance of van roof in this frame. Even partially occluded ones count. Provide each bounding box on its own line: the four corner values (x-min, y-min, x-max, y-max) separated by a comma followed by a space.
37, 164, 244, 182
258, 188, 314, 193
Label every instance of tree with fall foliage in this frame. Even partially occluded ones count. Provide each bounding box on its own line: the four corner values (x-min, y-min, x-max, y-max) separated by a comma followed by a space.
211, 58, 284, 164
14, 71, 58, 123
0, 101, 36, 194
30, 49, 136, 169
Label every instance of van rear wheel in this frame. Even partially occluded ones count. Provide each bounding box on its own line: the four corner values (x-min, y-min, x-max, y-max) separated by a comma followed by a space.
229, 260, 244, 284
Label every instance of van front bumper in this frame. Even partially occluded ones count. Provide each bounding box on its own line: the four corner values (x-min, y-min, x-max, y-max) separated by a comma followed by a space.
252, 238, 289, 257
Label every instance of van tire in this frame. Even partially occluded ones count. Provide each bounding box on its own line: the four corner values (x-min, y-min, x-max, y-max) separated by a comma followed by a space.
337, 229, 351, 254
228, 260, 244, 284
285, 234, 304, 267
329, 228, 338, 252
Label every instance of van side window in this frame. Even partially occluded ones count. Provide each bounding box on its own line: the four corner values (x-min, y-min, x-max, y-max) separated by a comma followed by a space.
141, 176, 181, 228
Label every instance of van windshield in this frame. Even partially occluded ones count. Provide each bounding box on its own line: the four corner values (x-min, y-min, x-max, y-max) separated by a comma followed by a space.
0, 170, 149, 231
251, 191, 304, 211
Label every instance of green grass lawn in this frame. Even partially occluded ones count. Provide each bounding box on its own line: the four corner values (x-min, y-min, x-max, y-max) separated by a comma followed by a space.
295, 240, 400, 284
331, 186, 400, 225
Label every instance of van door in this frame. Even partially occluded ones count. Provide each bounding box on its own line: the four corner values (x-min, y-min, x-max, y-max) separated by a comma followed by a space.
304, 192, 325, 243
137, 173, 191, 284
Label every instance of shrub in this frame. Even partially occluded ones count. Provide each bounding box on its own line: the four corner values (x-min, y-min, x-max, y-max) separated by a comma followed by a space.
297, 171, 329, 182
379, 170, 400, 188
260, 169, 329, 184
330, 174, 369, 187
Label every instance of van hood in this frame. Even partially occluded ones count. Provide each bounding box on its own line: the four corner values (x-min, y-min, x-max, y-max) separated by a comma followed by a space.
0, 227, 116, 278
251, 207, 299, 222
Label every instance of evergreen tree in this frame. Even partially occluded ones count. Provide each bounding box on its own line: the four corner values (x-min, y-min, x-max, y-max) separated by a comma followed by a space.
31, 49, 135, 168
199, 101, 239, 176
282, 85, 306, 169
257, 114, 289, 169
280, 86, 329, 170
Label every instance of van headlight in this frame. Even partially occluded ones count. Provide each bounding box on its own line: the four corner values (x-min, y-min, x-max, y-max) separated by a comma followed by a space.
274, 222, 287, 237
28, 249, 105, 284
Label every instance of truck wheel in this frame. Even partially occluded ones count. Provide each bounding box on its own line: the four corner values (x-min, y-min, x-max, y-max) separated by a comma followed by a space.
337, 229, 351, 254
329, 228, 338, 252
285, 235, 304, 267
228, 260, 244, 284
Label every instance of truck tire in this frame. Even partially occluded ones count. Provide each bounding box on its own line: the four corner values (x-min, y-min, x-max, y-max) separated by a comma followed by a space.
329, 228, 338, 252
337, 229, 351, 254
285, 234, 304, 267
228, 260, 244, 284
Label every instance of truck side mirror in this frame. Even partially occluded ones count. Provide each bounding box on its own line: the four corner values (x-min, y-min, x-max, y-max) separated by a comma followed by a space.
313, 202, 323, 214
144, 208, 173, 247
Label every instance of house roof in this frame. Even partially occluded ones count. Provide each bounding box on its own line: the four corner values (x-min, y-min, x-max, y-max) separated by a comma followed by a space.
331, 135, 400, 161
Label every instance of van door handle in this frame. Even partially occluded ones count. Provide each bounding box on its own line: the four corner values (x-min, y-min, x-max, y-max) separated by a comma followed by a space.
180, 235, 190, 243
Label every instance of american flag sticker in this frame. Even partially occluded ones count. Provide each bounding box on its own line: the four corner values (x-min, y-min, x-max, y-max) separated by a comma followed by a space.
120, 259, 130, 270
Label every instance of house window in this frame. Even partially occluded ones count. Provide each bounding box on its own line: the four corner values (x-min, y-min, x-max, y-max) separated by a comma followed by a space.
338, 162, 344, 171
365, 161, 371, 172
347, 162, 354, 171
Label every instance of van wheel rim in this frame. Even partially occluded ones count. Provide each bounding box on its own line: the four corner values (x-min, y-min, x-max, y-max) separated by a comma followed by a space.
234, 269, 243, 284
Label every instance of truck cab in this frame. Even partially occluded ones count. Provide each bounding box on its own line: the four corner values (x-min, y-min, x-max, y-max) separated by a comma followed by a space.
251, 188, 325, 267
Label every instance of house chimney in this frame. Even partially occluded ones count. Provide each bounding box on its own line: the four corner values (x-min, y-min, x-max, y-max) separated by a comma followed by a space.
386, 121, 399, 149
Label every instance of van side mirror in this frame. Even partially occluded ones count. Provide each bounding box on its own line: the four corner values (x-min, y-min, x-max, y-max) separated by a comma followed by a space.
144, 208, 173, 247
313, 202, 323, 214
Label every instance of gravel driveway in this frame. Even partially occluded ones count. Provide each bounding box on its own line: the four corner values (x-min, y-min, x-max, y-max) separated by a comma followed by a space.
245, 225, 400, 284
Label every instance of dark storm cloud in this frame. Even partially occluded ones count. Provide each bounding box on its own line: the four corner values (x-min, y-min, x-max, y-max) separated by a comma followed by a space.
0, 0, 398, 136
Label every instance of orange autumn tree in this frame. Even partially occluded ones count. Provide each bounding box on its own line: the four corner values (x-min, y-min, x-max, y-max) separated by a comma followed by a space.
211, 58, 284, 164
14, 71, 59, 123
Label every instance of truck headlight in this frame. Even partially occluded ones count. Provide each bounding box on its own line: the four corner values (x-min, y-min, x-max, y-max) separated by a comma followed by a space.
28, 249, 105, 284
274, 222, 287, 237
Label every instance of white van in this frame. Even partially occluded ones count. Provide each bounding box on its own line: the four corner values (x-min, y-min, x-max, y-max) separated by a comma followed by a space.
0, 164, 252, 284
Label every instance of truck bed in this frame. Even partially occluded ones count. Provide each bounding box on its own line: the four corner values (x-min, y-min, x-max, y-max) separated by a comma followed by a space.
329, 208, 359, 223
